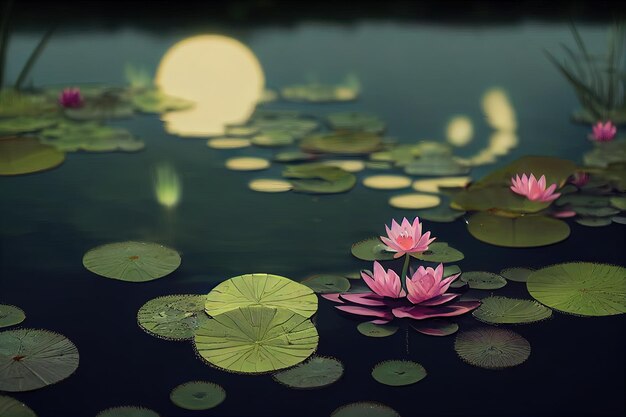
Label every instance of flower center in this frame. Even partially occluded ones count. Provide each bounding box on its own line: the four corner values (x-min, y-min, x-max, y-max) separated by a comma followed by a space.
396, 230, 414, 250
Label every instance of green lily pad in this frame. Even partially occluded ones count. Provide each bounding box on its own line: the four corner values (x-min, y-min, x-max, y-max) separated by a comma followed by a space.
583, 140, 626, 168
452, 185, 551, 214
40, 122, 144, 152
500, 267, 534, 283
473, 156, 577, 188
281, 83, 358, 103
467, 212, 571, 248
472, 296, 552, 324
82, 241, 181, 282
0, 89, 56, 118
411, 319, 459, 336
412, 242, 464, 263
0, 395, 37, 417
283, 164, 356, 194
455, 328, 530, 369
273, 151, 317, 163
331, 402, 401, 417
204, 273, 318, 318
272, 356, 344, 389
327, 112, 386, 133
137, 295, 209, 341
609, 196, 626, 210
95, 407, 160, 417
555, 193, 609, 208
0, 329, 79, 392
575, 217, 613, 227
251, 116, 319, 139
351, 237, 395, 261
0, 305, 25, 328
612, 216, 626, 224
527, 262, 626, 317
301, 131, 382, 155
371, 360, 427, 386
225, 125, 260, 137
444, 265, 462, 277
460, 271, 507, 290
357, 322, 399, 338
250, 131, 294, 147
194, 306, 319, 374
415, 205, 466, 223
0, 137, 65, 176
64, 94, 134, 120
131, 89, 194, 113
170, 381, 226, 410
572, 206, 619, 217
0, 117, 58, 134
404, 155, 470, 176
302, 275, 350, 294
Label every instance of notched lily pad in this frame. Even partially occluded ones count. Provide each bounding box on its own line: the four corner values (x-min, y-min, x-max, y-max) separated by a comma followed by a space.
170, 381, 226, 410
302, 275, 351, 294
460, 271, 507, 290
351, 237, 395, 261
357, 322, 399, 338
371, 360, 427, 386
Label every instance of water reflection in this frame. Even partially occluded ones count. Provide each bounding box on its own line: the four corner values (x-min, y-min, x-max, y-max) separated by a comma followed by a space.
156, 35, 265, 137
153, 163, 182, 209
445, 115, 474, 147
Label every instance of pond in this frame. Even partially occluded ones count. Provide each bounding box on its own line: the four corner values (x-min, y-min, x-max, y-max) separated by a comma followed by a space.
0, 3, 625, 417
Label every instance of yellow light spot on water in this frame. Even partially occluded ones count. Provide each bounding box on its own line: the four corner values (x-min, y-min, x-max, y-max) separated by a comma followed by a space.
153, 163, 182, 209
412, 177, 471, 193
388, 193, 441, 209
225, 157, 270, 171
207, 138, 252, 149
323, 160, 365, 173
156, 35, 264, 137
363, 175, 412, 190
248, 179, 293, 193
482, 88, 517, 131
445, 115, 474, 147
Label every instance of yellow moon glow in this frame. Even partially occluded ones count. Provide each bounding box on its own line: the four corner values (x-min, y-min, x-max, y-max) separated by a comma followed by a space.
156, 35, 265, 137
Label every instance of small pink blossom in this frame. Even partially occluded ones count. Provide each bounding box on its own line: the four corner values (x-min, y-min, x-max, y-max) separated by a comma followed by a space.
570, 171, 589, 187
405, 263, 460, 305
380, 217, 435, 259
58, 87, 84, 108
589, 121, 616, 142
510, 173, 561, 203
361, 261, 406, 299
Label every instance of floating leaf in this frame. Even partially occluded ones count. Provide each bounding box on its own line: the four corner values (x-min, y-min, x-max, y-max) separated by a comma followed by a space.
0, 137, 65, 176
609, 196, 626, 210
272, 356, 343, 389
301, 131, 382, 155
205, 273, 318, 318
573, 206, 619, 217
40, 122, 144, 152
225, 125, 259, 137
225, 157, 270, 171
527, 262, 626, 317
207, 138, 251, 149
131, 89, 194, 113
351, 237, 395, 261
473, 156, 576, 188
404, 155, 470, 176
327, 112, 385, 133
452, 185, 551, 214
362, 175, 412, 190
454, 328, 530, 369
467, 212, 570, 247
64, 94, 134, 120
414, 205, 466, 223
0, 117, 57, 134
500, 267, 534, 283
250, 131, 294, 147
323, 160, 365, 173
170, 381, 226, 410
357, 322, 398, 338
472, 296, 552, 324
371, 360, 427, 386
137, 295, 209, 341
0, 305, 25, 329
283, 164, 356, 194
0, 395, 37, 417
0, 89, 56, 117
95, 407, 160, 417
555, 193, 609, 208
331, 402, 401, 417
194, 306, 318, 374
583, 140, 626, 168
412, 177, 471, 193
575, 217, 613, 227
460, 271, 507, 290
613, 216, 626, 224
82, 241, 181, 282
0, 329, 79, 392
412, 242, 464, 263
273, 151, 317, 163
248, 179, 292, 193
388, 193, 441, 209
411, 319, 458, 336
302, 275, 350, 294
281, 83, 357, 103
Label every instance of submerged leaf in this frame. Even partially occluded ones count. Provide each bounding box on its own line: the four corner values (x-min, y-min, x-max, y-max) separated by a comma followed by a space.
170, 381, 225, 410
371, 360, 427, 386
302, 275, 350, 294
272, 356, 344, 389
357, 322, 399, 338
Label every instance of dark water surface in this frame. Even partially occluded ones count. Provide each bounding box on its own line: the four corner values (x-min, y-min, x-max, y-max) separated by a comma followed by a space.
1, 18, 625, 417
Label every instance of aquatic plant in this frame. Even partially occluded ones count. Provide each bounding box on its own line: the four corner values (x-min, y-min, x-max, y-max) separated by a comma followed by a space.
405, 264, 458, 305
361, 261, 405, 298
570, 171, 590, 187
510, 173, 561, 202
589, 120, 617, 142
58, 87, 84, 108
380, 217, 435, 259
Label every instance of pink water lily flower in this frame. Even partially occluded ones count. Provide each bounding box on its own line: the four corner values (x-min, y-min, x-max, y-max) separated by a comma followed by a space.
570, 171, 589, 187
589, 121, 616, 142
380, 217, 435, 258
361, 261, 406, 298
58, 87, 84, 108
406, 263, 460, 305
510, 173, 561, 203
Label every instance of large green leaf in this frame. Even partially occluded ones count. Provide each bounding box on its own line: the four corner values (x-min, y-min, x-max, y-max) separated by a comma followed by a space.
0, 395, 37, 417
0, 305, 25, 329
137, 295, 209, 341
472, 155, 577, 188
300, 131, 382, 155
472, 296, 552, 324
467, 212, 570, 248
40, 122, 144, 152
527, 262, 626, 316
204, 273, 318, 318
0, 137, 65, 176
283, 164, 356, 194
412, 242, 464, 263
0, 117, 57, 134
452, 184, 551, 213
351, 237, 395, 261
194, 307, 319, 374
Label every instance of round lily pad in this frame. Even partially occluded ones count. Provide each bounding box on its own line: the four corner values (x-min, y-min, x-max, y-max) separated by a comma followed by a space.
248, 179, 292, 193
131, 89, 194, 114
300, 131, 381, 155
363, 175, 412, 190
388, 194, 441, 210
527, 262, 626, 317
460, 271, 507, 290
64, 95, 134, 121
0, 305, 25, 329
472, 296, 552, 324
284, 164, 356, 194
351, 237, 395, 261
272, 356, 343, 389
251, 132, 294, 147
455, 328, 530, 369
0, 137, 65, 176
0, 395, 37, 417
415, 205, 466, 223
575, 217, 612, 227
323, 160, 365, 173
609, 196, 626, 210
40, 123, 144, 153
205, 273, 318, 318
411, 319, 459, 336
225, 157, 270, 171
404, 155, 470, 176
137, 294, 209, 341
0, 117, 57, 134
612, 216, 626, 224
371, 360, 427, 386
412, 242, 464, 263
0, 329, 79, 392
274, 151, 316, 163
573, 206, 620, 217
500, 267, 534, 283
170, 381, 226, 410
194, 306, 319, 374
467, 212, 571, 248
302, 275, 350, 294
555, 193, 609, 208
331, 402, 401, 417
83, 241, 181, 282
207, 138, 251, 149
357, 322, 399, 338
95, 407, 160, 417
